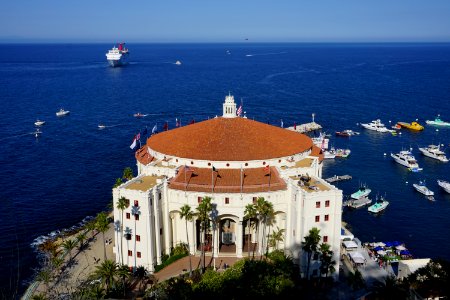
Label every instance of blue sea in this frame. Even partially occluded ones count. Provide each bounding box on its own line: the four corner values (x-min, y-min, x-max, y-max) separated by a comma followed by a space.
1, 43, 450, 296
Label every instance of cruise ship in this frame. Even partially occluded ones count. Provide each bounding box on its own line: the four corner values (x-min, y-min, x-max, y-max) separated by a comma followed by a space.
106, 43, 129, 67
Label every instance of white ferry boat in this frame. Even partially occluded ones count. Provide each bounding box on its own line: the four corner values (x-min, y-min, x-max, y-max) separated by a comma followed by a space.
106, 43, 129, 67
425, 115, 450, 127
368, 197, 389, 213
391, 150, 422, 171
413, 181, 434, 197
360, 119, 392, 133
56, 108, 70, 117
418, 144, 449, 162
437, 180, 450, 193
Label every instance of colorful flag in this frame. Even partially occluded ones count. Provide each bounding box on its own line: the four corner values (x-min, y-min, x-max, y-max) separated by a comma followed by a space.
129, 136, 137, 149
264, 165, 270, 174
237, 105, 242, 116
163, 122, 169, 131
152, 124, 157, 134
176, 118, 180, 127
294, 122, 297, 130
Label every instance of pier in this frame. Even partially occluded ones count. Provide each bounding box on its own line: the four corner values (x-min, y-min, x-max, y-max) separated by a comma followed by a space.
287, 121, 322, 133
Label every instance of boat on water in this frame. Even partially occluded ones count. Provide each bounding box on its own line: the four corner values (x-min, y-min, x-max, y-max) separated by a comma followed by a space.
390, 150, 422, 171
351, 186, 371, 199
418, 144, 449, 162
98, 124, 106, 129
368, 197, 389, 213
34, 128, 42, 138
56, 108, 70, 117
323, 149, 336, 159
426, 115, 450, 127
106, 43, 129, 67
335, 130, 360, 137
34, 120, 46, 126
360, 119, 393, 133
133, 112, 146, 118
397, 121, 424, 131
325, 175, 352, 183
391, 123, 402, 130
175, 60, 182, 65
311, 132, 329, 149
413, 181, 434, 198
335, 148, 351, 158
437, 180, 450, 193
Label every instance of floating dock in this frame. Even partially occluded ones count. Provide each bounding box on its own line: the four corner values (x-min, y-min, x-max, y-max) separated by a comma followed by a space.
325, 175, 352, 183
344, 196, 372, 209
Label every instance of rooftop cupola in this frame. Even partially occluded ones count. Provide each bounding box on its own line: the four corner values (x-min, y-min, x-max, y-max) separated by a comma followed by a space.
222, 93, 237, 118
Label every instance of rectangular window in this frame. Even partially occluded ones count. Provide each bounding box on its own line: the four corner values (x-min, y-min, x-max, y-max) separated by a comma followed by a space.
198, 197, 203, 203
135, 214, 139, 221
323, 236, 328, 243
158, 192, 162, 199
225, 197, 229, 204
315, 215, 320, 222
325, 200, 330, 207
316, 201, 320, 208
252, 197, 257, 203
325, 215, 329, 221
125, 199, 130, 207
136, 235, 140, 242
126, 213, 130, 219
128, 250, 132, 257
134, 200, 139, 206
137, 252, 141, 258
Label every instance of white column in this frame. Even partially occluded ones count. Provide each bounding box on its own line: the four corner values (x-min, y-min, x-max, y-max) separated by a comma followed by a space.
147, 193, 155, 272
190, 218, 196, 255
153, 188, 162, 264
163, 179, 171, 254
213, 224, 219, 257
236, 219, 243, 257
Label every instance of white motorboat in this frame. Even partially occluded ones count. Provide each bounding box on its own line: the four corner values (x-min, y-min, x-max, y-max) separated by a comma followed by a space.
437, 180, 450, 193
323, 148, 336, 159
426, 115, 450, 127
368, 197, 389, 213
98, 124, 106, 129
418, 144, 449, 162
360, 119, 393, 133
351, 186, 371, 199
335, 148, 351, 158
56, 108, 70, 117
413, 181, 434, 197
34, 120, 46, 126
391, 150, 422, 171
175, 60, 182, 65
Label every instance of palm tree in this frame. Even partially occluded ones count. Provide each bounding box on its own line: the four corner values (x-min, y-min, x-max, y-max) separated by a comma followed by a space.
95, 212, 110, 261
268, 227, 285, 251
319, 243, 335, 279
113, 178, 123, 188
301, 227, 321, 280
36, 269, 52, 292
134, 266, 148, 293
255, 197, 274, 258
93, 259, 119, 294
123, 167, 133, 181
116, 196, 129, 264
76, 232, 87, 251
131, 204, 141, 271
86, 220, 97, 239
244, 203, 257, 258
195, 196, 212, 271
180, 204, 194, 276
61, 239, 77, 266
117, 264, 131, 297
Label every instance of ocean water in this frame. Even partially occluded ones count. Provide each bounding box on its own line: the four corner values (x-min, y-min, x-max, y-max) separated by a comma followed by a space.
1, 43, 450, 295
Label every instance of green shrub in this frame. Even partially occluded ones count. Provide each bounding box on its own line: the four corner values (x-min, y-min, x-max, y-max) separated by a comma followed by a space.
154, 253, 188, 273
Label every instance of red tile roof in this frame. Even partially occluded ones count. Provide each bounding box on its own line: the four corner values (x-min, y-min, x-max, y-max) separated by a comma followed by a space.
147, 117, 313, 161
170, 166, 286, 193
135, 147, 155, 165
310, 145, 324, 162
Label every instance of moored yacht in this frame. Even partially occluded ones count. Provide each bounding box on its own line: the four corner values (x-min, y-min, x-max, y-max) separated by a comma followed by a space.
391, 150, 422, 171
34, 120, 46, 126
437, 180, 450, 193
360, 119, 392, 133
418, 144, 448, 162
413, 181, 434, 197
56, 108, 70, 117
426, 115, 450, 127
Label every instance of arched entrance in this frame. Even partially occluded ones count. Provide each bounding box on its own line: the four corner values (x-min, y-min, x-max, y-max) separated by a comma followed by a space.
219, 218, 237, 253
196, 219, 212, 252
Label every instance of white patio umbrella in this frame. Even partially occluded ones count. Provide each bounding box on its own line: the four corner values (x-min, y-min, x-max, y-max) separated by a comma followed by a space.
377, 250, 387, 256
396, 245, 406, 251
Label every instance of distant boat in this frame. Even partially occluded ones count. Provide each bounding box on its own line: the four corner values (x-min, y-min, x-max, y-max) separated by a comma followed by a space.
106, 42, 129, 67
426, 115, 450, 127
56, 109, 70, 117
175, 60, 182, 65
34, 128, 42, 138
391, 150, 422, 171
361, 119, 393, 133
351, 186, 371, 199
335, 130, 360, 137
413, 181, 434, 197
133, 112, 146, 118
418, 144, 448, 162
437, 180, 450, 194
98, 124, 106, 129
34, 120, 46, 126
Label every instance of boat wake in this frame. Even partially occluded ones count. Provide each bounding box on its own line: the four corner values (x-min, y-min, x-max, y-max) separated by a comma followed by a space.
0, 132, 42, 141
246, 51, 287, 57
260, 69, 320, 84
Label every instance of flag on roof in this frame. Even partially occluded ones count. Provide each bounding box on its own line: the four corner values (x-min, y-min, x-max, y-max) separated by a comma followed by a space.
163, 122, 169, 131
237, 105, 243, 117
152, 124, 157, 134
136, 132, 141, 141
264, 165, 270, 174
129, 135, 137, 149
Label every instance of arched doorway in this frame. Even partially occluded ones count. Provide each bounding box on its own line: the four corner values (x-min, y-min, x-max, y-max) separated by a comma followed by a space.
219, 218, 237, 253
196, 219, 212, 252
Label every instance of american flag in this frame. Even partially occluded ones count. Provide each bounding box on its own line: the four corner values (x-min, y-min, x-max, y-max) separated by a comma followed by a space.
237, 105, 243, 116
136, 132, 141, 141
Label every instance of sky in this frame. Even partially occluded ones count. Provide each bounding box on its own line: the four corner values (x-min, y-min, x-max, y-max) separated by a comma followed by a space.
1, 0, 450, 43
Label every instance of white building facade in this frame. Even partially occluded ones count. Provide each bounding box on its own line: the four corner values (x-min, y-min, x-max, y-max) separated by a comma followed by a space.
113, 95, 342, 279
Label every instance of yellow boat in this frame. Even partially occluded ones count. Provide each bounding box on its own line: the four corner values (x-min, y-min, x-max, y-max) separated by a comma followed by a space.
397, 121, 424, 131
